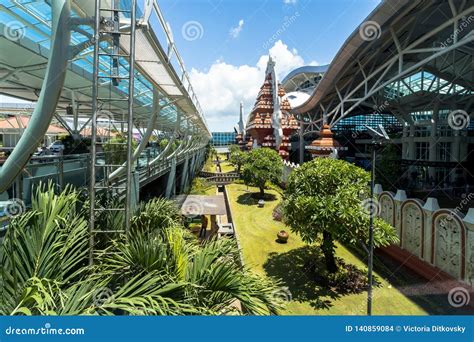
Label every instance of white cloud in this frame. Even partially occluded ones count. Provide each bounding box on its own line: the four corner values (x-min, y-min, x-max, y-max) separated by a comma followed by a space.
283, 0, 297, 4
189, 40, 318, 131
229, 19, 244, 38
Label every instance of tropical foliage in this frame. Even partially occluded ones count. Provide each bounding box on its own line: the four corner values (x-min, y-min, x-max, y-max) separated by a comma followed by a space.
282, 158, 398, 273
229, 145, 248, 174
0, 185, 282, 315
242, 148, 283, 197
103, 133, 138, 165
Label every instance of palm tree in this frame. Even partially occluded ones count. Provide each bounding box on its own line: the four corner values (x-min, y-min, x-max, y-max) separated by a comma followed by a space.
0, 186, 283, 315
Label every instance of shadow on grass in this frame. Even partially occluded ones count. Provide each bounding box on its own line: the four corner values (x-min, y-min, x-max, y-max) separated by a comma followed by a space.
236, 192, 277, 205
342, 243, 473, 315
263, 246, 375, 311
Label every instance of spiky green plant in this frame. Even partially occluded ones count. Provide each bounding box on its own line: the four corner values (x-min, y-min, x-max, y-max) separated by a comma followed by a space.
1, 185, 283, 315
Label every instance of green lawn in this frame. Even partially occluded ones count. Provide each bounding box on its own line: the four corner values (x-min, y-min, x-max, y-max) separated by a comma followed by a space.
219, 161, 235, 173
227, 183, 459, 315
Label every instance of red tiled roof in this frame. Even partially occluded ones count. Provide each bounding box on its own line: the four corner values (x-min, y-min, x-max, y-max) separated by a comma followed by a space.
0, 115, 66, 134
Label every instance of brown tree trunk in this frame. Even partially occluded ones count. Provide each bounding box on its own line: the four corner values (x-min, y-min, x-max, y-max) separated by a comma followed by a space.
259, 186, 265, 198
322, 230, 338, 273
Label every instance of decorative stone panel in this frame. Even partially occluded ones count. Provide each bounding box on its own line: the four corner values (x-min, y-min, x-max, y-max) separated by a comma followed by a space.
432, 210, 466, 280
463, 209, 474, 287
400, 199, 424, 258
421, 198, 440, 263
393, 190, 407, 242
379, 191, 395, 228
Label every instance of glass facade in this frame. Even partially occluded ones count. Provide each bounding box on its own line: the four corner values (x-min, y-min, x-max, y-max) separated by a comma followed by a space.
332, 114, 402, 133
211, 132, 236, 147
384, 70, 473, 99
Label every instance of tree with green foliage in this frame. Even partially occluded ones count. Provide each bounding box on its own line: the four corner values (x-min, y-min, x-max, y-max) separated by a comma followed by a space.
375, 144, 402, 191
282, 158, 398, 273
159, 138, 179, 153
229, 145, 248, 174
103, 134, 138, 165
208, 145, 217, 160
242, 148, 283, 198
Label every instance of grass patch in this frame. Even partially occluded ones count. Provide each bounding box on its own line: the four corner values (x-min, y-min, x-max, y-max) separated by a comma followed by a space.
227, 183, 460, 315
219, 161, 235, 173
188, 177, 215, 195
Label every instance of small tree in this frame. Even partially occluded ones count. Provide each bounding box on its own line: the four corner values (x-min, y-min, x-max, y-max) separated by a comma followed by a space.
242, 148, 283, 198
282, 158, 398, 273
103, 134, 138, 165
229, 145, 247, 174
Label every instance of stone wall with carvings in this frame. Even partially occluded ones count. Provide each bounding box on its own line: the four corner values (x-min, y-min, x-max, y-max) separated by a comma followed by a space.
375, 184, 474, 287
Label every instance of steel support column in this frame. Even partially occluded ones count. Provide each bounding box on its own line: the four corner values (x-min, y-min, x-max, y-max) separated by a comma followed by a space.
0, 0, 71, 193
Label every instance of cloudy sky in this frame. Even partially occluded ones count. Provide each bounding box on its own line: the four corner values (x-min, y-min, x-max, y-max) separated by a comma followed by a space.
1, 0, 380, 132
160, 0, 380, 131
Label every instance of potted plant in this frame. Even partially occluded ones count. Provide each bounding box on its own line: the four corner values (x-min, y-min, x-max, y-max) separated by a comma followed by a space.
277, 230, 289, 243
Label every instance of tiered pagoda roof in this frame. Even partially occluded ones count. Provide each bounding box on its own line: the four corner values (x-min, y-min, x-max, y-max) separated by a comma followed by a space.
242, 56, 298, 160
306, 123, 347, 158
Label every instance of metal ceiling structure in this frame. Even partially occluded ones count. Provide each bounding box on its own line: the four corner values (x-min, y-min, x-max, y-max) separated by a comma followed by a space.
291, 0, 474, 135
0, 0, 211, 195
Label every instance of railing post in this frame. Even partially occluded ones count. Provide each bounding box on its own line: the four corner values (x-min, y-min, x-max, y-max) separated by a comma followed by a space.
58, 155, 64, 190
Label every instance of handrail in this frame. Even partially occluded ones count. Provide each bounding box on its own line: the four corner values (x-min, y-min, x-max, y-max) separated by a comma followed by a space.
151, 1, 209, 133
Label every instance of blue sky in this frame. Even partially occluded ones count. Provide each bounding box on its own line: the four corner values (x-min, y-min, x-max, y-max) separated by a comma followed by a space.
0, 0, 381, 132
158, 0, 380, 131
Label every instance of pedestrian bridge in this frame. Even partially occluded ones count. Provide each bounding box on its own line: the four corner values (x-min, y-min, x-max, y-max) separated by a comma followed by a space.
0, 1, 211, 232
199, 171, 240, 185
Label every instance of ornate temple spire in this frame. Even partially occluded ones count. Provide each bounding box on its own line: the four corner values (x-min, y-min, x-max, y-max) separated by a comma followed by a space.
238, 101, 245, 134
241, 55, 298, 160
265, 55, 283, 150
265, 55, 275, 75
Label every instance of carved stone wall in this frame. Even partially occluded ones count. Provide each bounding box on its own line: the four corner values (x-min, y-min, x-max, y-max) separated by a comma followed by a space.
379, 192, 395, 230
432, 211, 465, 280
401, 200, 424, 258
466, 230, 474, 287
374, 184, 472, 285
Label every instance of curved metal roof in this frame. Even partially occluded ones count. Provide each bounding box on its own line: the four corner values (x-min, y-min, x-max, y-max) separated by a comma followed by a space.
281, 64, 329, 85
291, 0, 474, 131
0, 0, 210, 137
293, 0, 412, 115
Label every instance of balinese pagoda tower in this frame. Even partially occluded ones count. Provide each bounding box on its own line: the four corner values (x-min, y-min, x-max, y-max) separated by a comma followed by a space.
243, 56, 298, 159
235, 102, 247, 150
306, 115, 347, 159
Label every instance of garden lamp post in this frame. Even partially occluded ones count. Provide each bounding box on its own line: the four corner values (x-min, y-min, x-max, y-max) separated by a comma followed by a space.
365, 124, 390, 316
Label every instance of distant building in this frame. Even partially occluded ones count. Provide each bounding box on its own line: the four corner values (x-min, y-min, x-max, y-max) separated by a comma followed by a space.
0, 115, 66, 148
211, 132, 236, 147
237, 56, 299, 160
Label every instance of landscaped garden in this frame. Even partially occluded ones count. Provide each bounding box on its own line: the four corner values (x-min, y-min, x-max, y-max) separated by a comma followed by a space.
218, 158, 235, 173
227, 182, 464, 315
224, 146, 467, 315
